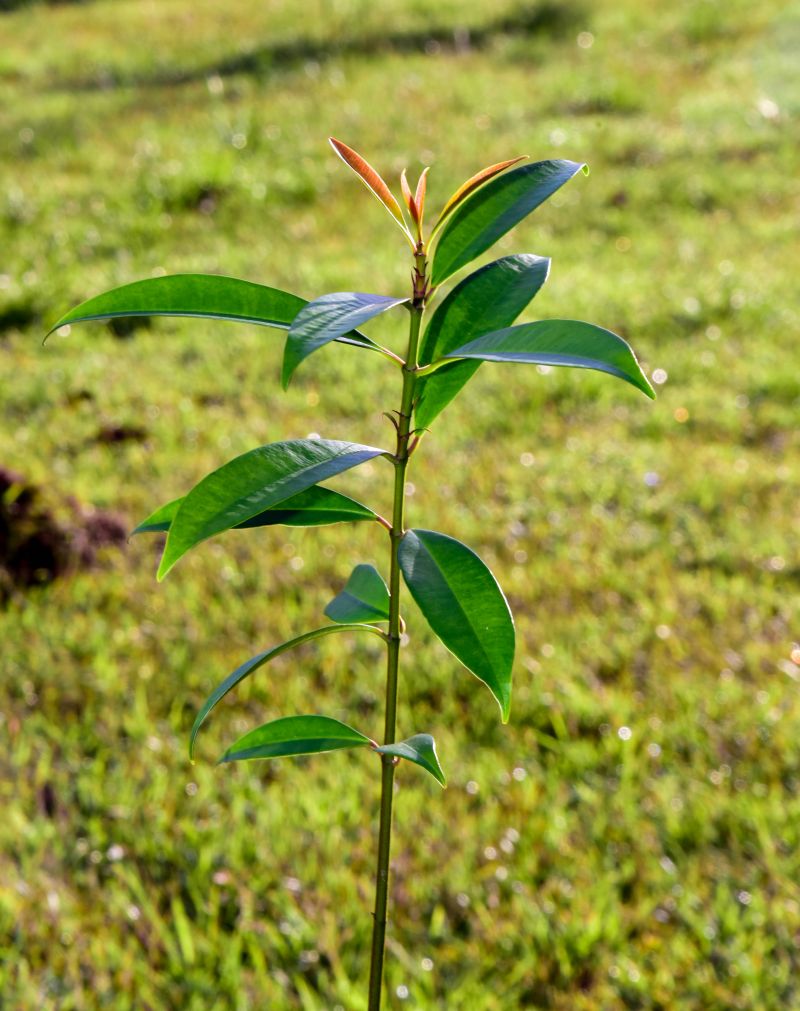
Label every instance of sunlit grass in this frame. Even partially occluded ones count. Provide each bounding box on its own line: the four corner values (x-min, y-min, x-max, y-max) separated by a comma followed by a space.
1, 0, 798, 1007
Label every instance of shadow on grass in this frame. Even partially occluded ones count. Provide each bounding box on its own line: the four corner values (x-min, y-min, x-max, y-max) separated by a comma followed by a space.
67, 2, 579, 90
1, 0, 89, 10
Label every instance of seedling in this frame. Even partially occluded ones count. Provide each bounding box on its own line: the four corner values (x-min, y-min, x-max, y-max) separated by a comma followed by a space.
50, 138, 653, 1009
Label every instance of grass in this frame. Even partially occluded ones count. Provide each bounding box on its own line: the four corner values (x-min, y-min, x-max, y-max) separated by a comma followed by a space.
1, 0, 799, 1007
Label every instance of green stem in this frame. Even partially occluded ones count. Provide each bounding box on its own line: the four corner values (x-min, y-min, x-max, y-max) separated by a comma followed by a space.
367, 252, 426, 1011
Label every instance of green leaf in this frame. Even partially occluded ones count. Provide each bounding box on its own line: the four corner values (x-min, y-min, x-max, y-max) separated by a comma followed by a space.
430, 160, 586, 286
49, 273, 303, 333
398, 529, 514, 722
219, 715, 372, 764
158, 438, 387, 579
190, 623, 386, 758
443, 319, 655, 399
429, 156, 526, 237
47, 273, 377, 349
132, 497, 183, 534
375, 734, 446, 787
416, 254, 551, 428
133, 486, 376, 536
324, 564, 390, 624
282, 292, 408, 388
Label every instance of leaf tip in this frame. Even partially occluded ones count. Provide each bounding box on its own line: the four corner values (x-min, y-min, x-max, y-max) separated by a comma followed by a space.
156, 555, 173, 582
43, 316, 72, 345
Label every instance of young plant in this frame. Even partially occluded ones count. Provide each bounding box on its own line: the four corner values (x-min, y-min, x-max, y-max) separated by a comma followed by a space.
50, 138, 654, 1009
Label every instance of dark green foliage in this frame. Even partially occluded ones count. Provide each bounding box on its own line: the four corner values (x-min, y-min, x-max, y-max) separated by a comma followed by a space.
49, 273, 306, 335
156, 439, 387, 578
375, 734, 446, 786
189, 624, 387, 759
282, 291, 407, 387
416, 253, 551, 427
438, 318, 655, 399
133, 486, 377, 535
324, 564, 391, 624
430, 160, 586, 285
218, 714, 372, 763
398, 529, 515, 721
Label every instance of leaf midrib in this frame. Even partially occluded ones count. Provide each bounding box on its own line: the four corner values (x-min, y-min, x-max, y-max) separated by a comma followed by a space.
408, 533, 508, 689
193, 443, 370, 541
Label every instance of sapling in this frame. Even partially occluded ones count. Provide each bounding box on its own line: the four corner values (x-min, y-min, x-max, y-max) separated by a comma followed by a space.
50, 138, 654, 1009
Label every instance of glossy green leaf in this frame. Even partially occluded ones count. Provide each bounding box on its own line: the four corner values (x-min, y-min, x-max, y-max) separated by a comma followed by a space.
190, 623, 386, 758
430, 160, 586, 286
47, 273, 377, 349
416, 254, 551, 428
132, 497, 183, 535
399, 529, 514, 722
158, 438, 387, 579
282, 292, 408, 388
133, 486, 376, 536
375, 734, 446, 787
430, 156, 526, 237
324, 564, 390, 624
219, 715, 372, 764
443, 319, 655, 399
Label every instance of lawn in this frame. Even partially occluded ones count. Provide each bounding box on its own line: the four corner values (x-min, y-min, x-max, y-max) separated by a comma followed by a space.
1, 0, 799, 1008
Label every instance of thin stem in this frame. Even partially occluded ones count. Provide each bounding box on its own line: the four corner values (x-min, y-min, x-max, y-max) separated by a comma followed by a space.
412, 356, 452, 378
367, 249, 426, 1011
338, 336, 407, 367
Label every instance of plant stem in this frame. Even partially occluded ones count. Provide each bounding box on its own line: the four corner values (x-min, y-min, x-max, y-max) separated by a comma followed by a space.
367, 251, 426, 1011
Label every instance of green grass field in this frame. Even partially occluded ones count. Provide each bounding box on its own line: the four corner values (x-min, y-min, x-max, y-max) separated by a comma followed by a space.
1, 0, 799, 1007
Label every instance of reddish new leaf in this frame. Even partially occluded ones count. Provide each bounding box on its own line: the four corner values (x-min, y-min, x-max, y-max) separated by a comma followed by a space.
330, 137, 412, 241
400, 169, 419, 224
431, 156, 527, 238
414, 167, 429, 228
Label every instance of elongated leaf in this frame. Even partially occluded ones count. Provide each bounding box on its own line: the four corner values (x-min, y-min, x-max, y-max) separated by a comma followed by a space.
376, 734, 446, 787
159, 438, 387, 579
430, 155, 526, 236
431, 160, 586, 286
414, 167, 429, 229
399, 529, 514, 721
400, 169, 419, 224
134, 485, 377, 536
329, 137, 412, 239
47, 273, 377, 349
47, 273, 303, 336
190, 623, 386, 757
282, 292, 407, 388
132, 497, 183, 535
443, 319, 655, 398
415, 254, 551, 428
219, 715, 371, 764
324, 564, 390, 624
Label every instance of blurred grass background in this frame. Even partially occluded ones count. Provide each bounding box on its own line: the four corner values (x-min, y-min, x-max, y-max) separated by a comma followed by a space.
1, 0, 799, 1007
